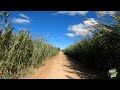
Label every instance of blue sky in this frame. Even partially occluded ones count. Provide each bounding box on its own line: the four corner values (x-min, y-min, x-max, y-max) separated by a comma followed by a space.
6, 11, 115, 50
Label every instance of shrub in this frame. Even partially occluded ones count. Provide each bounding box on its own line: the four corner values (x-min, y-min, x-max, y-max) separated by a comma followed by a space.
0, 11, 60, 79
64, 11, 120, 78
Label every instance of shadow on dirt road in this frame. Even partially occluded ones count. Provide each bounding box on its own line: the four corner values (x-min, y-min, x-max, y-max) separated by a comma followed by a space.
63, 55, 103, 79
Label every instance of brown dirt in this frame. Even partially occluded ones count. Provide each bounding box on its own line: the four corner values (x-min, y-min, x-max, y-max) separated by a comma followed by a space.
22, 51, 102, 79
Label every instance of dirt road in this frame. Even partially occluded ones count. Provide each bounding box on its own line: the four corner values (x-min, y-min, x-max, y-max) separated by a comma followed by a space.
23, 52, 102, 79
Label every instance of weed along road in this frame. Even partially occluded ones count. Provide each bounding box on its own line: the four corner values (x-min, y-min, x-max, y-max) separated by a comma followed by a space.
1, 11, 119, 79
23, 52, 102, 79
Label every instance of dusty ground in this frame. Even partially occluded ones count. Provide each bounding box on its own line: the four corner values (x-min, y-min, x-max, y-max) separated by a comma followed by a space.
22, 52, 102, 79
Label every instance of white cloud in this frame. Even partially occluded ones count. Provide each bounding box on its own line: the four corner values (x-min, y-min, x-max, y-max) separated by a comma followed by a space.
68, 23, 90, 36
12, 18, 30, 24
97, 11, 116, 17
107, 11, 116, 15
57, 11, 89, 16
65, 33, 75, 38
83, 18, 98, 27
12, 13, 30, 24
67, 18, 98, 37
19, 13, 29, 20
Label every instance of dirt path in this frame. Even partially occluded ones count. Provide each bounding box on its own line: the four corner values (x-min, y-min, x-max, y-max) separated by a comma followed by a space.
23, 52, 102, 79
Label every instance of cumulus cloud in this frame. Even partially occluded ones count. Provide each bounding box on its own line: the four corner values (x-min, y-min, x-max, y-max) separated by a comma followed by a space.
12, 18, 30, 24
65, 33, 75, 38
97, 11, 116, 17
83, 18, 98, 27
19, 13, 29, 20
57, 11, 89, 16
68, 23, 90, 36
66, 18, 98, 37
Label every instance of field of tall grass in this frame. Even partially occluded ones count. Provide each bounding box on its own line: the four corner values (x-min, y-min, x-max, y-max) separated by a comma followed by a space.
0, 11, 60, 79
64, 12, 120, 79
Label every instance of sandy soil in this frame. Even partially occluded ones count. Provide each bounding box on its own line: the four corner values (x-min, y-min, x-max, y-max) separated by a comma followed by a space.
22, 52, 102, 79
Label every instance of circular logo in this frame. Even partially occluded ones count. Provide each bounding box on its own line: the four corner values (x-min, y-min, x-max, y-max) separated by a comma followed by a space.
108, 68, 118, 79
